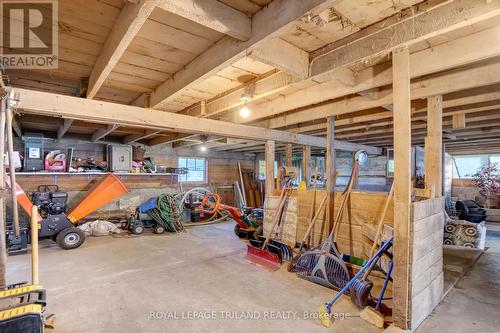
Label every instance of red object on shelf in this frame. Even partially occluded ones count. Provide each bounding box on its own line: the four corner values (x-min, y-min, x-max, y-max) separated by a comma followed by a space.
44, 159, 66, 171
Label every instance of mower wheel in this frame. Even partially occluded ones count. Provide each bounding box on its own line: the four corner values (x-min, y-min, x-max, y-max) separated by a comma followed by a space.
56, 227, 85, 250
132, 222, 144, 235
154, 225, 165, 234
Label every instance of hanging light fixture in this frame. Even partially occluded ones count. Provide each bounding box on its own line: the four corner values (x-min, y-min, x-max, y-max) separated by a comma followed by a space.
239, 105, 250, 118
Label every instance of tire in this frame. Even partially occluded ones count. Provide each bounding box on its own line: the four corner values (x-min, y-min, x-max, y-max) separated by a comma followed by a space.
133, 222, 144, 235
56, 227, 85, 250
154, 225, 165, 234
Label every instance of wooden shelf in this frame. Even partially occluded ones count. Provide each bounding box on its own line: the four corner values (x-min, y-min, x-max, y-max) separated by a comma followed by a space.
15, 172, 178, 176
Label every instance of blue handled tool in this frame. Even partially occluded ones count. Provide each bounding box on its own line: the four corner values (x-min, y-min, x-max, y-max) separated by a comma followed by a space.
318, 236, 394, 327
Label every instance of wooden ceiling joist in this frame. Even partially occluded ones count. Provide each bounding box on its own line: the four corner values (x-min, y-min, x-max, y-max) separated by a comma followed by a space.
182, 70, 298, 118
149, 0, 336, 108
157, 0, 251, 41
255, 57, 500, 130
122, 129, 161, 144
91, 124, 120, 142
12, 88, 382, 153
246, 38, 309, 79
310, 0, 500, 78
249, 24, 500, 127
57, 119, 73, 140
87, 0, 160, 99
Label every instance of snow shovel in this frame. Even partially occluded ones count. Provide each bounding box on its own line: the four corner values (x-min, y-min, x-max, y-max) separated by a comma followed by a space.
247, 176, 294, 270
293, 151, 367, 289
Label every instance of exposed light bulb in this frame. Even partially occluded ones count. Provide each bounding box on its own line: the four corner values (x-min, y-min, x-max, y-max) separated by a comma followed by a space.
199, 145, 207, 152
239, 105, 250, 118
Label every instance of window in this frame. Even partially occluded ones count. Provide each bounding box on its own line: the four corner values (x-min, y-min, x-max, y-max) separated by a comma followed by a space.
257, 160, 278, 180
453, 154, 500, 178
178, 157, 206, 182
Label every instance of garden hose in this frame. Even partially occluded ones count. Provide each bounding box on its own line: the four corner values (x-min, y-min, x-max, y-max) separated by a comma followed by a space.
147, 194, 184, 232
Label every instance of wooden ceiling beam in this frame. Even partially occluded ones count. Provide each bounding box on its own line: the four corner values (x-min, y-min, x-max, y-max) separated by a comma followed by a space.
255, 57, 500, 129
149, 0, 337, 108
181, 70, 298, 118
13, 88, 343, 149
157, 0, 251, 41
310, 0, 500, 78
246, 38, 309, 79
247, 25, 500, 127
87, 0, 159, 99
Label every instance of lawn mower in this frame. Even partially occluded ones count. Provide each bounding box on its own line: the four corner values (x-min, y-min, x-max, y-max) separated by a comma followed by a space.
6, 174, 129, 253
198, 193, 263, 239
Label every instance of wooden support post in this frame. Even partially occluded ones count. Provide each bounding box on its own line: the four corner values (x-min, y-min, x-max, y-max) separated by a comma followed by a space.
325, 116, 335, 232
452, 113, 466, 129
426, 95, 443, 196
265, 140, 275, 197
30, 205, 39, 285
0, 99, 7, 288
285, 144, 293, 169
302, 145, 311, 188
392, 47, 412, 330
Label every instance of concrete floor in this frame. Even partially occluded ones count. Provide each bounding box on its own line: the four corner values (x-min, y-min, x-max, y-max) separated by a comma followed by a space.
7, 221, 500, 333
6, 222, 382, 333
417, 223, 500, 333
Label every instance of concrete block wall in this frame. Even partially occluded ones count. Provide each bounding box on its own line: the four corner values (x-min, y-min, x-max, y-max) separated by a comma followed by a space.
409, 197, 445, 330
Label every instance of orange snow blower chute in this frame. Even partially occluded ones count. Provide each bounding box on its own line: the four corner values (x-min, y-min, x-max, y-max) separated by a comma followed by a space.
199, 193, 261, 239
7, 173, 129, 251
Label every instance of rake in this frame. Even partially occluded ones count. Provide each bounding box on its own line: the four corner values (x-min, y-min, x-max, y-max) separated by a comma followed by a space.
293, 150, 368, 290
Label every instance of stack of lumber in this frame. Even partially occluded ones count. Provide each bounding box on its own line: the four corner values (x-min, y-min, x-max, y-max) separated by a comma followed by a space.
240, 169, 263, 208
